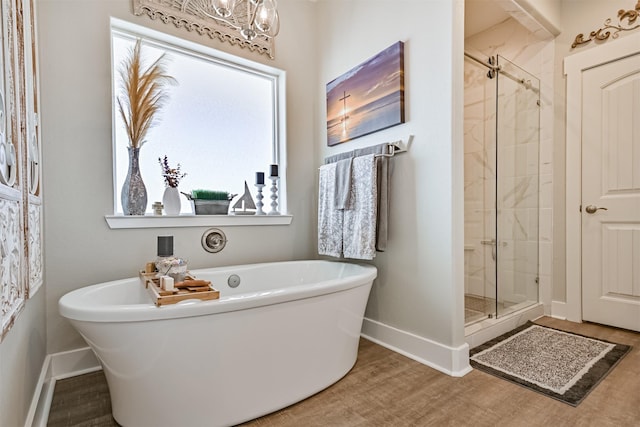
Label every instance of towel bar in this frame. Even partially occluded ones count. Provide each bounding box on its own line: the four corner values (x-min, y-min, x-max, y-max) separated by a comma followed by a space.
376, 135, 413, 158
321, 135, 413, 167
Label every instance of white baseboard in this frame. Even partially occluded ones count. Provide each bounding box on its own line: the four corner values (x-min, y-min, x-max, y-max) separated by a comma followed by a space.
25, 347, 101, 427
361, 317, 472, 377
551, 301, 567, 320
464, 303, 544, 349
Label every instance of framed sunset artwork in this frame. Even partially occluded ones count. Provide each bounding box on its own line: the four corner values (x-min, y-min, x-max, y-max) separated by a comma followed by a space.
326, 41, 405, 146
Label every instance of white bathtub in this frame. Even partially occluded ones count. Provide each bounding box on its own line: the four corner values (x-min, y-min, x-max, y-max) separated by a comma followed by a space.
59, 260, 377, 427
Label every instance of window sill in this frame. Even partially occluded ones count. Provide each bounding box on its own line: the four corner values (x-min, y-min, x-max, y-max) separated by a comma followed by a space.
105, 214, 293, 229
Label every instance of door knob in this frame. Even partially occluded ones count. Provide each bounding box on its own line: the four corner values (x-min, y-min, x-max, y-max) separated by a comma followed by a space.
585, 205, 608, 214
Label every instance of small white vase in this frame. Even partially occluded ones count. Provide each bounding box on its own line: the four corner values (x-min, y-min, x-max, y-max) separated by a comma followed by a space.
163, 187, 181, 215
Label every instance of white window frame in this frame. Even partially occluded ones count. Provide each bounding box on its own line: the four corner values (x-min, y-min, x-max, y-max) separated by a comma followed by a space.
106, 18, 290, 229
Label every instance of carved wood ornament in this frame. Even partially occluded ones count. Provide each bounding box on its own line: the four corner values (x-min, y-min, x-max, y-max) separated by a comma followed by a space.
132, 0, 275, 59
572, 1, 640, 48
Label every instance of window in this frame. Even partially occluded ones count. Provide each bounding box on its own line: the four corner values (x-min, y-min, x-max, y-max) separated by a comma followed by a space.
110, 19, 286, 223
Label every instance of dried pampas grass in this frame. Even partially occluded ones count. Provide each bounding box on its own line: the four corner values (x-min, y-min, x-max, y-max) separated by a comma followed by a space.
117, 39, 175, 148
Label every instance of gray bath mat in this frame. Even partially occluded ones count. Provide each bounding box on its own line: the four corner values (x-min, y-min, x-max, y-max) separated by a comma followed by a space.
469, 322, 631, 406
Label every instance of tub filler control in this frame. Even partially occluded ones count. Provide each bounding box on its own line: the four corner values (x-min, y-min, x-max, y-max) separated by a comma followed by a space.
227, 274, 241, 288
201, 228, 227, 253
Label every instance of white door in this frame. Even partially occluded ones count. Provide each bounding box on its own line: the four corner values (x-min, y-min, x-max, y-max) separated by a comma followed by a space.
581, 52, 640, 332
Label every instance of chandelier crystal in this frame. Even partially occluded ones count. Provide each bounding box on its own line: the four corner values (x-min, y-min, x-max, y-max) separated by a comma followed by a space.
202, 0, 279, 41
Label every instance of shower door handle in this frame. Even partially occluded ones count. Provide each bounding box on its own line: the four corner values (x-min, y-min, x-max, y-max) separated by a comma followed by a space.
585, 205, 608, 214
481, 239, 497, 261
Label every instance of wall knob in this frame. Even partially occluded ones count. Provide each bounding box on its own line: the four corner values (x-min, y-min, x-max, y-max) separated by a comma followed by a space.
201, 228, 227, 253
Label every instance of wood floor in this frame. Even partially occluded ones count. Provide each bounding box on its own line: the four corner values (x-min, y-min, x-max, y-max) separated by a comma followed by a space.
47, 317, 640, 426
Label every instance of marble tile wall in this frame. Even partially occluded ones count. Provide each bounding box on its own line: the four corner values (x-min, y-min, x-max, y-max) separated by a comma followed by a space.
464, 17, 554, 313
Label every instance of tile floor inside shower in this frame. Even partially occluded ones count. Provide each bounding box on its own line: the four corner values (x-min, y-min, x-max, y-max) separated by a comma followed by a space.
464, 294, 516, 325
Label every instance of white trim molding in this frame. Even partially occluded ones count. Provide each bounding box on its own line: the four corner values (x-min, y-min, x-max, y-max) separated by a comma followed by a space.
25, 348, 101, 427
551, 300, 567, 320
563, 31, 640, 324
361, 318, 472, 377
105, 214, 293, 229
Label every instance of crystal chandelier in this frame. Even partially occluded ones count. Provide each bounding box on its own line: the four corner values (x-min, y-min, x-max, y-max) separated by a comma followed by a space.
193, 0, 279, 41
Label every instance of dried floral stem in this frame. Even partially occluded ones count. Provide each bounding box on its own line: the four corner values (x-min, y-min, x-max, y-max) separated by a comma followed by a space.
117, 39, 176, 148
159, 155, 186, 188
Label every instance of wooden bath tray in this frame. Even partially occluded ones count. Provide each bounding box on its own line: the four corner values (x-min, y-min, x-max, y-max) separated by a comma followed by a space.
139, 271, 220, 306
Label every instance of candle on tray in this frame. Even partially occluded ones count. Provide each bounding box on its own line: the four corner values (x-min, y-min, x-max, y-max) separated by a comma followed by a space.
256, 172, 265, 185
269, 164, 278, 178
161, 276, 174, 291
157, 236, 173, 257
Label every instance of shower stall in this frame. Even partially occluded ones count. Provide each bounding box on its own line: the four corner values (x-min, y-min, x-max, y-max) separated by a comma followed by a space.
463, 53, 540, 325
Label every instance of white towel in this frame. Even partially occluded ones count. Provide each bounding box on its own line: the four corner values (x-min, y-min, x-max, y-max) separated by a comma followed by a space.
343, 154, 378, 260
318, 163, 343, 258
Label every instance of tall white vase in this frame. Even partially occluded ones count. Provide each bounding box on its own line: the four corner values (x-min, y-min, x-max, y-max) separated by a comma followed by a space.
163, 187, 181, 215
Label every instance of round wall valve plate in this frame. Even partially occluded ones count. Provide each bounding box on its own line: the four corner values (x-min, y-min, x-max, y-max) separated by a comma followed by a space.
201, 228, 227, 253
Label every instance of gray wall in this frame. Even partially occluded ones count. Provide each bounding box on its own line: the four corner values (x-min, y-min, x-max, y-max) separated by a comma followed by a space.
315, 0, 467, 349
0, 291, 46, 427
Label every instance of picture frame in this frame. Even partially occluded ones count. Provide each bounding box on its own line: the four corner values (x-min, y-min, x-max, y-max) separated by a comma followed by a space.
326, 41, 405, 146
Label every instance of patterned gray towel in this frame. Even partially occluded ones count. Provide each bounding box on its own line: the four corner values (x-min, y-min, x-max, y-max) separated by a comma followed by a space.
343, 154, 378, 260
318, 162, 343, 257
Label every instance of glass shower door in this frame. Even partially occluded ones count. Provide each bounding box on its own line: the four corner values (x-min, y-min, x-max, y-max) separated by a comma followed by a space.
463, 54, 498, 323
495, 55, 540, 317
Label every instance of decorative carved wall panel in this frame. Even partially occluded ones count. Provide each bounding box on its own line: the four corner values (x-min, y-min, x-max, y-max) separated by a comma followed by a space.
26, 0, 40, 197
0, 0, 42, 340
0, 0, 19, 191
28, 201, 42, 294
0, 198, 24, 338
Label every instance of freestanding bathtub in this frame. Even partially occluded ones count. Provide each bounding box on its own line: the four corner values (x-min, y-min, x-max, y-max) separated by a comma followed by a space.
59, 260, 377, 427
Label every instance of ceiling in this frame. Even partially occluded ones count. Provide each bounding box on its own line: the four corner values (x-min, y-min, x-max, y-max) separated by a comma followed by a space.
465, 0, 511, 38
